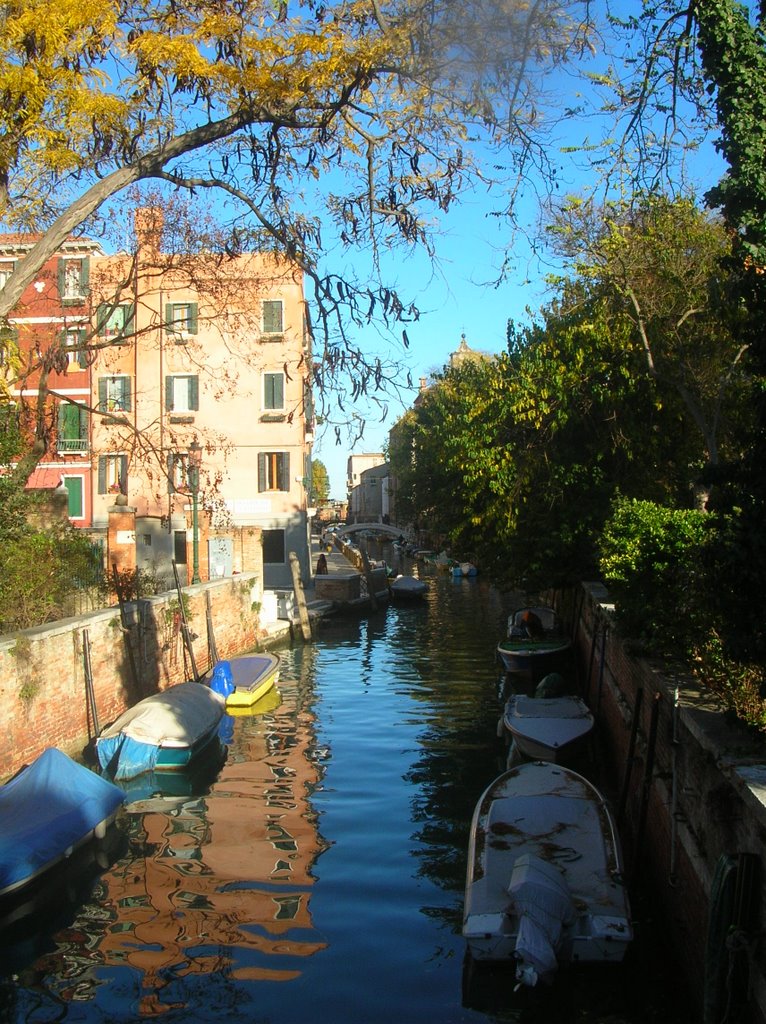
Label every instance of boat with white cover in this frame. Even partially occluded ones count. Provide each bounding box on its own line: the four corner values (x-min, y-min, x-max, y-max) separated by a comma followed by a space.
95, 681, 225, 780
462, 761, 632, 987
389, 574, 429, 601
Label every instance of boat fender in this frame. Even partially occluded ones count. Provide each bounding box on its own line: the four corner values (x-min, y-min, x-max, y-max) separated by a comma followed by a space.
209, 660, 235, 698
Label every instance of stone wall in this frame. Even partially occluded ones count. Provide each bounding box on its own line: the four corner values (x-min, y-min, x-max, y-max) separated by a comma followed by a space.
558, 582, 766, 1024
0, 574, 262, 780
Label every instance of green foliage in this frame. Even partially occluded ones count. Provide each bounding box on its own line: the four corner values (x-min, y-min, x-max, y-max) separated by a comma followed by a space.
598, 497, 710, 653
310, 459, 331, 505
0, 525, 104, 632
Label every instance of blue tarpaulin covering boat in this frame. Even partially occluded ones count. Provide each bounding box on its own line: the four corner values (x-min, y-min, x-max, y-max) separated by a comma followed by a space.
0, 748, 125, 898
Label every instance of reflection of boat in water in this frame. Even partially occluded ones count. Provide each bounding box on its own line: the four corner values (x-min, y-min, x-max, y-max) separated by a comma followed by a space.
0, 748, 125, 900
207, 653, 281, 709
95, 681, 225, 780
462, 762, 631, 989
226, 684, 282, 718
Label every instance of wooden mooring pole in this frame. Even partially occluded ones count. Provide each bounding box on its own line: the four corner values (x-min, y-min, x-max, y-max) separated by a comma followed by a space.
289, 551, 312, 641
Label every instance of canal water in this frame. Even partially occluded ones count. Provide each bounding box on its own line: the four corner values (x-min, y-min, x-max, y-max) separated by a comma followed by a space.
0, 559, 692, 1023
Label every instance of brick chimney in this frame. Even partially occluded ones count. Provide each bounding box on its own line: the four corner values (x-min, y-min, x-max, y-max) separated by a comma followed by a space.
134, 206, 164, 258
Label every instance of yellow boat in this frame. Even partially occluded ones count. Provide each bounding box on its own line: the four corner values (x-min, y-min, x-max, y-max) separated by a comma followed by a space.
207, 652, 280, 709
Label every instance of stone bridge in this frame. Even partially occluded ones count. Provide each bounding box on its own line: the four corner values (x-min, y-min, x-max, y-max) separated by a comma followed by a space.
331, 522, 404, 540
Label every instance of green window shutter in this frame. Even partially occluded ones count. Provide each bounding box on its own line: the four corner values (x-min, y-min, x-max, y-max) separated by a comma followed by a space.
165, 303, 174, 331
57, 259, 66, 297
257, 452, 266, 492
80, 257, 89, 292
96, 303, 109, 335
189, 375, 199, 410
78, 404, 88, 437
118, 454, 128, 492
63, 477, 83, 517
165, 375, 174, 411
265, 373, 284, 409
278, 452, 290, 491
97, 456, 107, 494
98, 378, 107, 411
77, 329, 88, 368
125, 303, 135, 337
188, 302, 198, 334
59, 402, 79, 440
263, 300, 283, 333
123, 376, 132, 411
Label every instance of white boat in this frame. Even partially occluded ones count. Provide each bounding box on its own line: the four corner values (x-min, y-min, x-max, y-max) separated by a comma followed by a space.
462, 761, 632, 987
502, 695, 594, 763
389, 574, 429, 601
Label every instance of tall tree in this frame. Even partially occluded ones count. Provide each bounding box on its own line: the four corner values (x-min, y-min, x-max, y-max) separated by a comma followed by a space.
311, 459, 331, 504
546, 193, 749, 499
0, 1, 594, 361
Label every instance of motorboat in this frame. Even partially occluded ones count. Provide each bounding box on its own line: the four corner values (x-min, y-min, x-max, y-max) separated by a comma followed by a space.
95, 680, 225, 780
207, 652, 281, 709
497, 606, 573, 678
0, 748, 125, 899
462, 761, 632, 987
389, 574, 429, 601
502, 694, 594, 764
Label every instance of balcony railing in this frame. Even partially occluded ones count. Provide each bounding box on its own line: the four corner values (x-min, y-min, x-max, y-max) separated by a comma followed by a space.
56, 438, 89, 455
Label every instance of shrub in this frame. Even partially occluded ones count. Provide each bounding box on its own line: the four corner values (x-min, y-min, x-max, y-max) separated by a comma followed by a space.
598, 497, 710, 654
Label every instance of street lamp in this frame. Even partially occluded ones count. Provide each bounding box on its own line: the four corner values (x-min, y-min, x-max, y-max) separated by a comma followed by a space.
188, 438, 202, 584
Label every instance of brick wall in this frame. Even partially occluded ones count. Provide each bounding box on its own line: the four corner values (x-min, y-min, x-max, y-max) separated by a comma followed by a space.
554, 583, 766, 1023
0, 574, 262, 779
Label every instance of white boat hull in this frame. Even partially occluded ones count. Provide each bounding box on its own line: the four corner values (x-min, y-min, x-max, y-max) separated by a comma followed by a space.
463, 762, 631, 984
503, 695, 594, 762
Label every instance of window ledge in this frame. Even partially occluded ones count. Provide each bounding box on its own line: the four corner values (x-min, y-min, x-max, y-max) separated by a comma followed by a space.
169, 414, 195, 424
260, 413, 286, 422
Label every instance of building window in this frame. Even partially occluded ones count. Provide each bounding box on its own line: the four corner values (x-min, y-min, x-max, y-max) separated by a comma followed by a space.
62, 328, 88, 369
174, 530, 188, 564
258, 451, 290, 492
97, 454, 127, 494
167, 452, 191, 494
165, 374, 199, 413
263, 372, 285, 411
98, 375, 132, 413
165, 302, 198, 336
262, 529, 286, 564
262, 300, 283, 336
58, 257, 89, 304
0, 261, 15, 289
57, 401, 88, 454
62, 476, 84, 518
96, 303, 134, 342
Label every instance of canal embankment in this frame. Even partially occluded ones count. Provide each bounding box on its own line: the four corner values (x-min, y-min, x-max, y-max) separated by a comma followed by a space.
557, 582, 766, 1024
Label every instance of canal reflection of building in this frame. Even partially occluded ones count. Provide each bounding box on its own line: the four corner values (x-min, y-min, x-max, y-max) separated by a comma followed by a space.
92, 668, 329, 1013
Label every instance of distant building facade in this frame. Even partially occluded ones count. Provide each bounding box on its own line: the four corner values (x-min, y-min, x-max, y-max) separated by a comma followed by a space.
346, 453, 388, 522
2, 208, 315, 589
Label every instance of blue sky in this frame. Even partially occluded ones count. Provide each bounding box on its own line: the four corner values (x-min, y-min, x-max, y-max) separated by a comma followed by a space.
312, 157, 727, 501
310, 1, 734, 499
